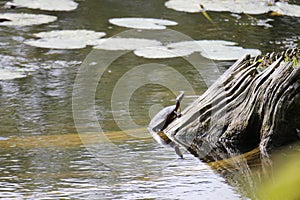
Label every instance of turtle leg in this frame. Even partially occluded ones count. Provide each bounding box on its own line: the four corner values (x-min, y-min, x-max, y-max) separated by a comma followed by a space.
174, 146, 183, 159
170, 141, 183, 159
174, 111, 182, 118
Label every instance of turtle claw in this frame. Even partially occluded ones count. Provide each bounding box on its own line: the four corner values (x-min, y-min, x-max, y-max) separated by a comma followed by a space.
178, 155, 184, 159
172, 143, 183, 159
174, 111, 182, 118
176, 150, 184, 159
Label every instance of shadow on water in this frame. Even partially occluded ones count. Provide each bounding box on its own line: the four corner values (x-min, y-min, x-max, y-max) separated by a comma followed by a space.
0, 129, 244, 199
1, 127, 299, 199
201, 141, 300, 200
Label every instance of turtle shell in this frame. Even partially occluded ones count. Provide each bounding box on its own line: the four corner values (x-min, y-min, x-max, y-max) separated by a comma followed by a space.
148, 105, 177, 145
148, 105, 176, 133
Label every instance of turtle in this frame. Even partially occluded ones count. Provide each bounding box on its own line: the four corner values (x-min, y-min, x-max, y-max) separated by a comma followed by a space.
148, 91, 184, 158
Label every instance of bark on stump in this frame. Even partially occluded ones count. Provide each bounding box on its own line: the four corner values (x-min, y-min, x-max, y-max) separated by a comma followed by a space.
164, 48, 300, 161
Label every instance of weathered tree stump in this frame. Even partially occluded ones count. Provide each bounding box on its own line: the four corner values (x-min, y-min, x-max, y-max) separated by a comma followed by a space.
165, 48, 300, 161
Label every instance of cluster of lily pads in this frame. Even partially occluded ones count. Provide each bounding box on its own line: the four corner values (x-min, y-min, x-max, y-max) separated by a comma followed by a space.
0, 1, 262, 61
93, 39, 260, 60
165, 0, 300, 17
1, 0, 298, 80
0, 0, 80, 80
0, 0, 78, 26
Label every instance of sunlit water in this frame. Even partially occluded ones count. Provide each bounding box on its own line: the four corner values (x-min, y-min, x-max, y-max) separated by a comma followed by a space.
0, 139, 243, 200
0, 0, 299, 199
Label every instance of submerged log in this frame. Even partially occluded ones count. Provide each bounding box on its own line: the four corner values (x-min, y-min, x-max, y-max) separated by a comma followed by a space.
165, 48, 300, 161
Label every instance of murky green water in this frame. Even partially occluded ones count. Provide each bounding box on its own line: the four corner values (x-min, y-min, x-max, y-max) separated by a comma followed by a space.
0, 0, 299, 199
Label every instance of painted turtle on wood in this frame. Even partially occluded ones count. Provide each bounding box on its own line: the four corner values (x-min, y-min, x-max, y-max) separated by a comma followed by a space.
148, 91, 184, 158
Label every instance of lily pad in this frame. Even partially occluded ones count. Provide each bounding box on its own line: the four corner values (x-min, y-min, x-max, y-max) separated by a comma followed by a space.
165, 0, 300, 17
25, 30, 106, 49
9, 0, 78, 11
134, 40, 261, 60
0, 13, 57, 26
273, 2, 300, 17
134, 46, 192, 59
93, 38, 162, 50
200, 45, 261, 60
109, 18, 178, 30
0, 69, 26, 80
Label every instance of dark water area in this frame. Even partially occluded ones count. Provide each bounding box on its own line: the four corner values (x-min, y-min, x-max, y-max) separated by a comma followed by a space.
0, 0, 299, 199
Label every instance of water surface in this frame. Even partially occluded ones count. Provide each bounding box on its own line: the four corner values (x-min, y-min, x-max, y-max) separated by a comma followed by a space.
0, 0, 299, 199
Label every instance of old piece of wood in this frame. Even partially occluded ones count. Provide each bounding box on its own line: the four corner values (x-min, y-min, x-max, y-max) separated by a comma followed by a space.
164, 48, 300, 162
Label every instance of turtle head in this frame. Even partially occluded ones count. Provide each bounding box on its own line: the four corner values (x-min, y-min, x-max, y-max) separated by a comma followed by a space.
175, 91, 184, 110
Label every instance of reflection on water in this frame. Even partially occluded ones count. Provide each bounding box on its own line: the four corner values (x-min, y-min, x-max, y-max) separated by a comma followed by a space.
0, 139, 243, 200
0, 0, 299, 199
